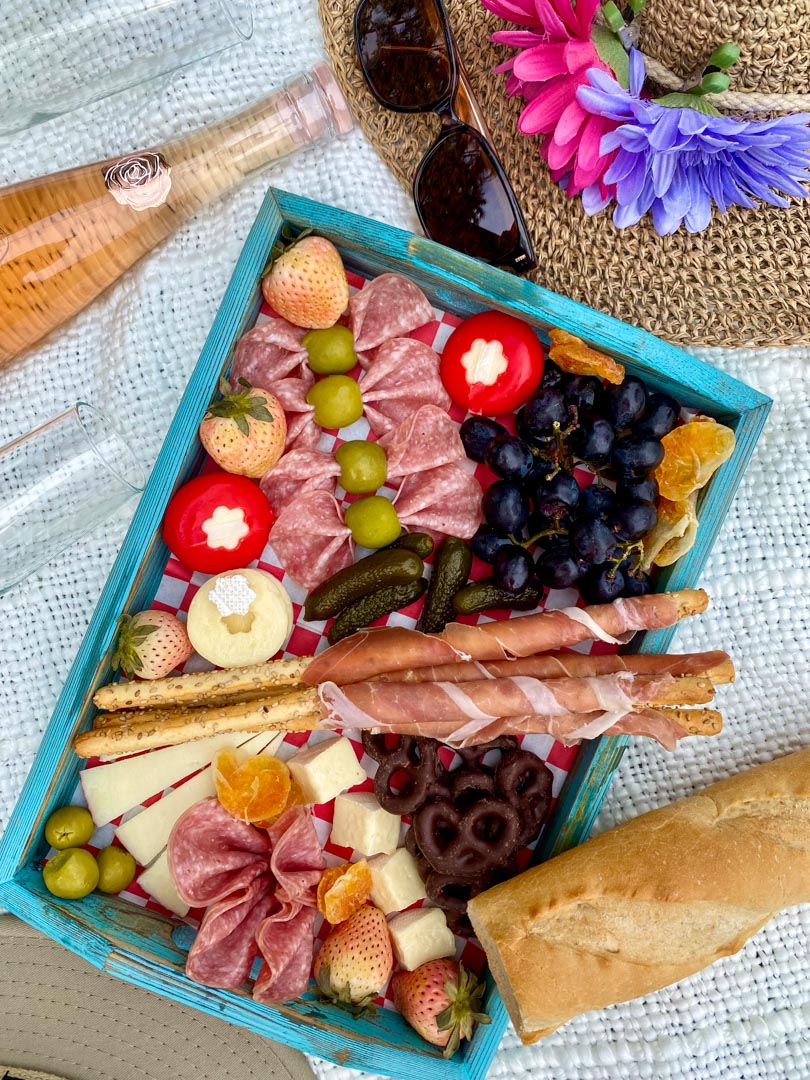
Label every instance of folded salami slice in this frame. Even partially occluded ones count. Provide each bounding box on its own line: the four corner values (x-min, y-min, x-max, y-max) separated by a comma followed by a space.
231, 318, 309, 388
272, 373, 320, 452
270, 490, 354, 589
302, 591, 708, 686
168, 798, 273, 907
379, 405, 466, 478
260, 449, 339, 515
349, 273, 434, 364
254, 905, 318, 1004
360, 339, 450, 436
186, 876, 276, 988
267, 805, 325, 905
393, 463, 482, 539
253, 807, 324, 1004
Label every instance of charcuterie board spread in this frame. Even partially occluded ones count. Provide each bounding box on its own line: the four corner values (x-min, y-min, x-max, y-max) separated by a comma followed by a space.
42, 232, 738, 1057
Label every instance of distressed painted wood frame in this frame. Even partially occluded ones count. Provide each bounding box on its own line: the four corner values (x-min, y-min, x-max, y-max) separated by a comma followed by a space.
0, 188, 771, 1080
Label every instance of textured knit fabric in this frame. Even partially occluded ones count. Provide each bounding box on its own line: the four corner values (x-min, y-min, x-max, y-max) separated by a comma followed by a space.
0, 4, 808, 1079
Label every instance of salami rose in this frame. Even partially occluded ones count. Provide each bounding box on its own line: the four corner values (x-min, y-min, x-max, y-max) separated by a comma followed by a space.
393, 463, 482, 539
260, 449, 339, 515
349, 273, 434, 364
378, 405, 466, 478
360, 339, 451, 436
271, 373, 320, 452
270, 490, 354, 589
231, 318, 309, 388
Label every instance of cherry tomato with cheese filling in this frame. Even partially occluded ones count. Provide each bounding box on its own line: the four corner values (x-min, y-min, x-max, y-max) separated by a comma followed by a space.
163, 471, 273, 574
440, 310, 544, 416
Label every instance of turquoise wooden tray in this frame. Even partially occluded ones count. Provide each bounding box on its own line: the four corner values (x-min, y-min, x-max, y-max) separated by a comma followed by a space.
0, 188, 771, 1080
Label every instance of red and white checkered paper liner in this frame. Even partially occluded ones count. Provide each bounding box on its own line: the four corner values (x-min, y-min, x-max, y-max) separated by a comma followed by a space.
73, 271, 619, 1008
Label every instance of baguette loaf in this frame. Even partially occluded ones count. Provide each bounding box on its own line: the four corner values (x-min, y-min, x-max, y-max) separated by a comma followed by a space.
467, 747, 810, 1044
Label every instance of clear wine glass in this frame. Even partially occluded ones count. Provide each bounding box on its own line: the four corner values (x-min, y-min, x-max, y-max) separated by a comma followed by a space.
0, 403, 145, 595
0, 0, 254, 140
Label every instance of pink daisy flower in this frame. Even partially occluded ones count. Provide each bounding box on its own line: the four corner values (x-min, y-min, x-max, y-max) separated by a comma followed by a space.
484, 0, 618, 196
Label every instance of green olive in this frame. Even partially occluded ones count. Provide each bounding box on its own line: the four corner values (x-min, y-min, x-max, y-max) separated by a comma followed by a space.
95, 846, 137, 894
45, 805, 95, 850
335, 441, 388, 494
344, 496, 401, 549
303, 326, 358, 374
306, 375, 363, 430
43, 848, 99, 900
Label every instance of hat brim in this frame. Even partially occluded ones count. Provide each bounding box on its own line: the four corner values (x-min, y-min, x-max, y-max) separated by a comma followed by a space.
0, 916, 316, 1080
322, 0, 810, 348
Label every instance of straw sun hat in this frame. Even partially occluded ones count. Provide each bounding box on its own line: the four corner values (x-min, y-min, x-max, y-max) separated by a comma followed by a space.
0, 916, 315, 1080
320, 0, 810, 348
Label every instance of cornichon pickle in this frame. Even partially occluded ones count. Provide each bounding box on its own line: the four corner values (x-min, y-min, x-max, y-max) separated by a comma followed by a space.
327, 578, 428, 644
452, 578, 543, 616
386, 532, 434, 559
304, 549, 424, 622
419, 536, 473, 633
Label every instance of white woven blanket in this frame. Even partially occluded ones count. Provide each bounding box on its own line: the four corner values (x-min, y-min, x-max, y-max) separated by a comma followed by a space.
1, 4, 808, 1078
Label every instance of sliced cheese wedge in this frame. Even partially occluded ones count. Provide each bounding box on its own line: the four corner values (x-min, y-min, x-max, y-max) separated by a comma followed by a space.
138, 851, 188, 917
81, 730, 267, 827
115, 730, 285, 866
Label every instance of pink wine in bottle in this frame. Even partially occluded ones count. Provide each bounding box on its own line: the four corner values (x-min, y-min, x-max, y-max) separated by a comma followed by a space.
0, 63, 352, 366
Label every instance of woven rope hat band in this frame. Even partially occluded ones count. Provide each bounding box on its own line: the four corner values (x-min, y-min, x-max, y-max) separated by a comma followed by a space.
0, 916, 316, 1080
320, 0, 810, 347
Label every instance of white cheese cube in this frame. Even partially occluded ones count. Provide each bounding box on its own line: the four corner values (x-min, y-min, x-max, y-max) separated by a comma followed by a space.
330, 791, 400, 856
287, 737, 366, 805
388, 907, 456, 971
368, 848, 427, 915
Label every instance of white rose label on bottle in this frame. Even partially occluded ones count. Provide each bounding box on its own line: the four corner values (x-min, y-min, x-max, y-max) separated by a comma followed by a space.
102, 151, 172, 212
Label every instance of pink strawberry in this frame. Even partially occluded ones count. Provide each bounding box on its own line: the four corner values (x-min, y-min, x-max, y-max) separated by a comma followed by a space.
199, 378, 286, 478
391, 960, 491, 1058
262, 233, 349, 329
113, 610, 193, 680
312, 904, 393, 1014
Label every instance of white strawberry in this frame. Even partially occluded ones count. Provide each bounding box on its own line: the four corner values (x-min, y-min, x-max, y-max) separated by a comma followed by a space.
262, 232, 349, 329
391, 959, 490, 1058
312, 905, 393, 1015
199, 378, 286, 478
112, 610, 193, 679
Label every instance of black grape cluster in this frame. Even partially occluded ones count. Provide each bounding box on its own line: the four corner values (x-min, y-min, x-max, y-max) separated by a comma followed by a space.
462, 362, 680, 604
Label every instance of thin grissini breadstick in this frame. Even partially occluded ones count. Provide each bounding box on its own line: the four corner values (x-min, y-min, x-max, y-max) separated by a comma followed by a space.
74, 687, 323, 758
377, 651, 735, 686
93, 656, 309, 713
303, 589, 710, 686
92, 687, 296, 728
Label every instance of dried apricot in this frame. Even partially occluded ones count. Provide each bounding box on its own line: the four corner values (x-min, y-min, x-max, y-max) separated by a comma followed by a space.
548, 329, 625, 384
317, 860, 372, 924
653, 417, 736, 501
254, 776, 307, 829
214, 750, 291, 825
640, 493, 698, 571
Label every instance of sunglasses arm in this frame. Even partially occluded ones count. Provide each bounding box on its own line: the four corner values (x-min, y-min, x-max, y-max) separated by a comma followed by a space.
452, 58, 496, 144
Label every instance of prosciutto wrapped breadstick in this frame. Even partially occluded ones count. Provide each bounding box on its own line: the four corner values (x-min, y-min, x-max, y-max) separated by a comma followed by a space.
303, 590, 709, 685
376, 650, 734, 686
400, 707, 723, 750
318, 673, 714, 732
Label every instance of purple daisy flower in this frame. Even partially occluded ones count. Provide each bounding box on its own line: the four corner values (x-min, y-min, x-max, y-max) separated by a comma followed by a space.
576, 49, 810, 234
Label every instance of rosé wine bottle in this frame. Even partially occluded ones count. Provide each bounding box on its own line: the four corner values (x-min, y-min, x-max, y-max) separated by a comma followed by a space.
0, 63, 353, 366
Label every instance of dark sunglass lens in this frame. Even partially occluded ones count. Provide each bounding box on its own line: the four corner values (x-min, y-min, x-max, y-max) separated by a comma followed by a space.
415, 128, 532, 268
355, 0, 452, 110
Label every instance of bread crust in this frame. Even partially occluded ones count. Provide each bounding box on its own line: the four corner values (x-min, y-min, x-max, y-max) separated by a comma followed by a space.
467, 747, 810, 1043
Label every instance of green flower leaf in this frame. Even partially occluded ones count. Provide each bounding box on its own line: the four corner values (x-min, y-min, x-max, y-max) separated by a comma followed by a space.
592, 25, 629, 88
234, 414, 250, 437
653, 92, 723, 116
